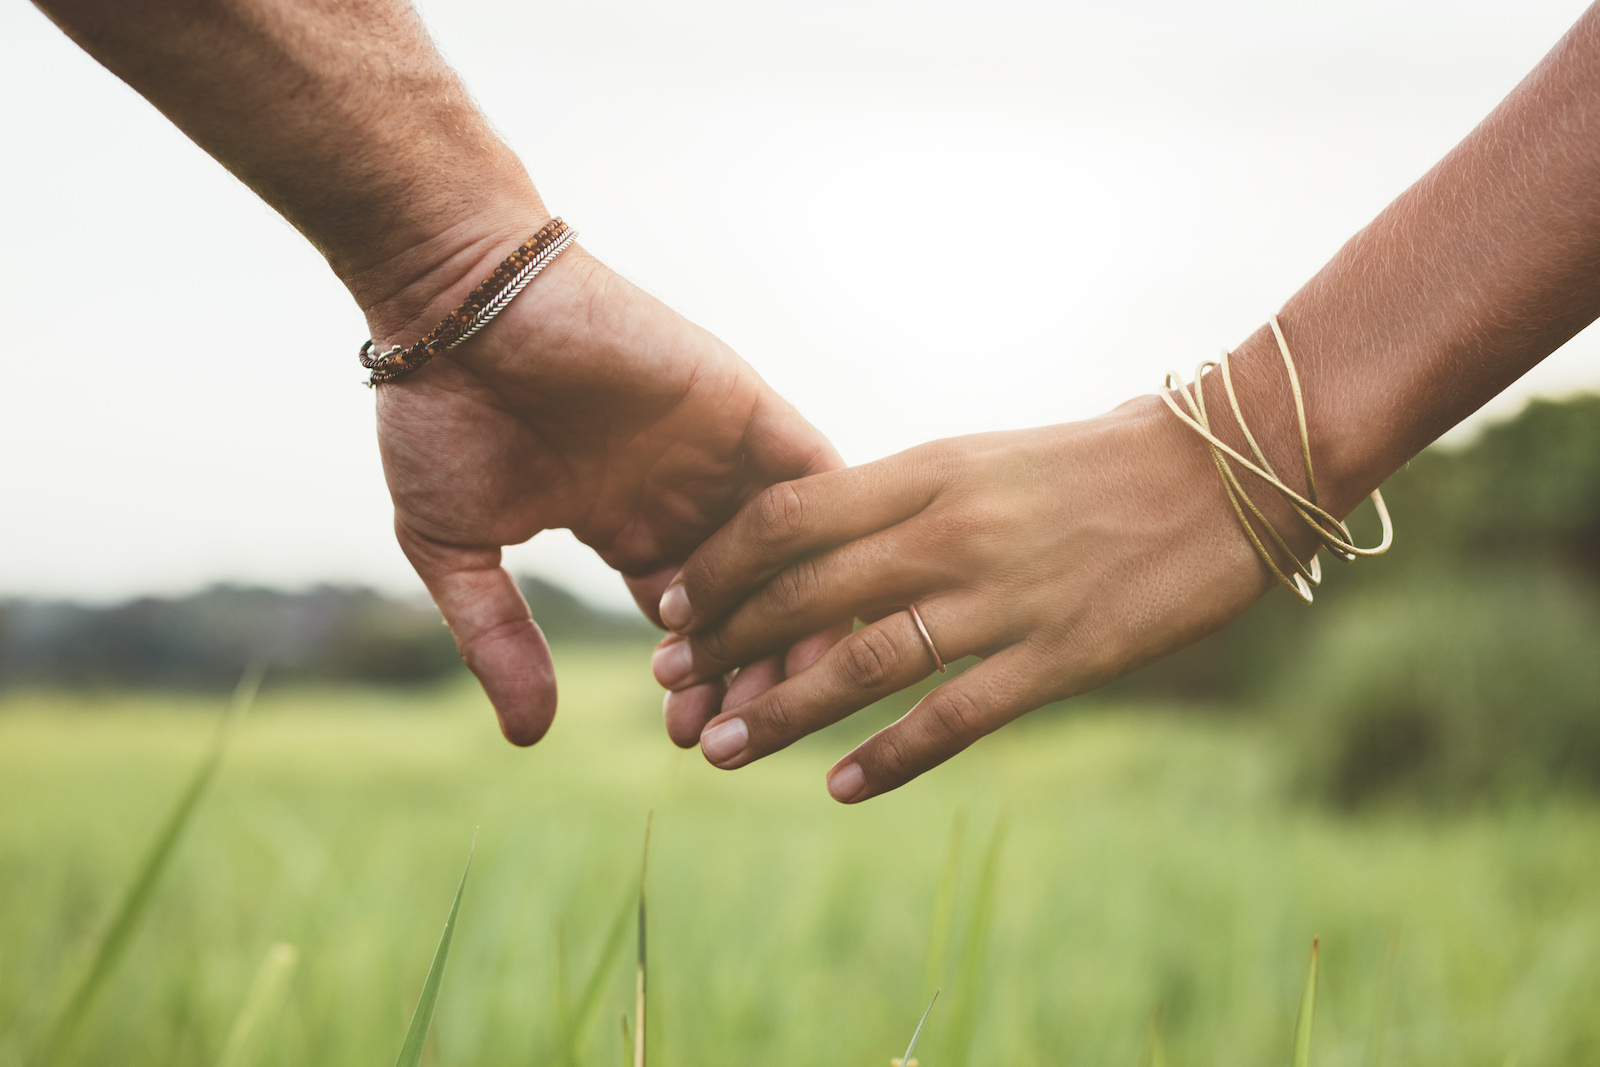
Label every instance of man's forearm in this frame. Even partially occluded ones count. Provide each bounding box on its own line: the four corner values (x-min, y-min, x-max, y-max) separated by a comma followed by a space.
1215, 2, 1600, 518
33, 0, 544, 322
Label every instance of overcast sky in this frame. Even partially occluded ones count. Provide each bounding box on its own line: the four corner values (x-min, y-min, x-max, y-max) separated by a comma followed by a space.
3, 0, 1598, 610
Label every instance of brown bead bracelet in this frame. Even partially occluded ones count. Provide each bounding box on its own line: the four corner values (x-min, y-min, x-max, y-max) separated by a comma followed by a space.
358, 216, 578, 386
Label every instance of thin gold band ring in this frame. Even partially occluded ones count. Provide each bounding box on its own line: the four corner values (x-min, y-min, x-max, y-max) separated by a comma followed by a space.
906, 603, 947, 673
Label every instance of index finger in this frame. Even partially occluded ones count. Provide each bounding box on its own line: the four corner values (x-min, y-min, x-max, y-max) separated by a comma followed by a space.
656, 453, 937, 634
396, 521, 557, 746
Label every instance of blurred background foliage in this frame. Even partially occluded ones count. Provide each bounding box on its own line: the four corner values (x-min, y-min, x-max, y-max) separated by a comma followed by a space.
3, 395, 1598, 808
0, 577, 649, 690
1085, 393, 1600, 806
4, 396, 1600, 1066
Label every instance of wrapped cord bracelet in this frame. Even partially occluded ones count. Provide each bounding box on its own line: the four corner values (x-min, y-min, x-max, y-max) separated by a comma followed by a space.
358, 217, 578, 386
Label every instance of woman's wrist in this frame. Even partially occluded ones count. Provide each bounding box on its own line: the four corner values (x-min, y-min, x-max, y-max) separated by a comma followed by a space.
1178, 313, 1397, 531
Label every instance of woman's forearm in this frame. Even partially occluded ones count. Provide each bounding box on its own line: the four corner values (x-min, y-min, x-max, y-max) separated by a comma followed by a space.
1225, 2, 1600, 518
31, 0, 544, 324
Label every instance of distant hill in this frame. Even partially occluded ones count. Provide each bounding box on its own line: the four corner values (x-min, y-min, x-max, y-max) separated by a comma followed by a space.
0, 576, 653, 690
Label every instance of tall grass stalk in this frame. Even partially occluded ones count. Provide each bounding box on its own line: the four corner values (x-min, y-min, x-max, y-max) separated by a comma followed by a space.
555, 892, 633, 1067
555, 925, 574, 1065
921, 814, 966, 997
634, 813, 654, 1067
943, 813, 1008, 1067
893, 989, 939, 1067
215, 942, 298, 1067
1363, 936, 1399, 1067
1144, 1007, 1169, 1067
1292, 939, 1320, 1067
38, 664, 263, 1065
393, 835, 475, 1067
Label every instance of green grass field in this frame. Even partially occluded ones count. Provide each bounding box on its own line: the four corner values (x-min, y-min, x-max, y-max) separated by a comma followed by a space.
3, 644, 1599, 1066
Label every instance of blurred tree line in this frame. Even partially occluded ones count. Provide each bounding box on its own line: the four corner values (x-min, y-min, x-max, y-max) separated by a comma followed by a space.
1104, 393, 1600, 806
0, 576, 651, 690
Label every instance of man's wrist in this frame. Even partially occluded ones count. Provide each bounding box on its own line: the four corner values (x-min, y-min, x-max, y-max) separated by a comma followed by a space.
346, 178, 554, 347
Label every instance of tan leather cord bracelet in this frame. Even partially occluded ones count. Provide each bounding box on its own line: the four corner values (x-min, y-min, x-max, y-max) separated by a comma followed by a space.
1160, 315, 1394, 603
358, 216, 578, 386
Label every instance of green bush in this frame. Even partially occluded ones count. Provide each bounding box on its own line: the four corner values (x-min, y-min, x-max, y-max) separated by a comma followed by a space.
1282, 566, 1600, 807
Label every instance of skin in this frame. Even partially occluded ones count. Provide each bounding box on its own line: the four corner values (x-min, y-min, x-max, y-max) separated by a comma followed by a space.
33, 0, 841, 744
654, 2, 1600, 802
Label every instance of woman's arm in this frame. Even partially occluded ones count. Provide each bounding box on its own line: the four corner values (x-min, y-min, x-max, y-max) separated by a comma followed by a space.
650, 2, 1600, 802
34, 0, 840, 743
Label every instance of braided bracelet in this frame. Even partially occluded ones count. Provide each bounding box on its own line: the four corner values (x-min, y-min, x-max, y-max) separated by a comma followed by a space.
358, 217, 578, 386
1159, 315, 1393, 603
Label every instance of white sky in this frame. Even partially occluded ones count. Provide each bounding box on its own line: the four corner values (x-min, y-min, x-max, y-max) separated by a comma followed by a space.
3, 0, 1598, 610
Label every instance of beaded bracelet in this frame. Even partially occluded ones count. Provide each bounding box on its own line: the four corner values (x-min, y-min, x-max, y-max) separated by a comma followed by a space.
1159, 315, 1393, 603
358, 217, 578, 386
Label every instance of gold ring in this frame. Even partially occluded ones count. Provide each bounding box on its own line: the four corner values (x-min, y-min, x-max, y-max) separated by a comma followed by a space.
906, 603, 947, 673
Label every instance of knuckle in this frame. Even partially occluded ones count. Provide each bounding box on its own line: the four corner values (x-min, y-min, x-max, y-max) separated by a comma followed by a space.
767, 557, 821, 615
1048, 618, 1119, 686
912, 439, 958, 478
916, 440, 972, 492
679, 554, 733, 614
753, 482, 807, 547
837, 627, 901, 690
751, 686, 797, 739
926, 501, 1005, 550
924, 687, 986, 745
457, 616, 533, 665
695, 626, 735, 669
871, 729, 917, 781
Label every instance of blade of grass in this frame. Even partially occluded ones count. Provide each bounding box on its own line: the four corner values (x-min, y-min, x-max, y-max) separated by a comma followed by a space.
554, 893, 634, 1067
394, 833, 476, 1067
563, 891, 635, 1065
893, 988, 939, 1067
634, 813, 654, 1067
1292, 938, 1320, 1067
215, 942, 299, 1067
944, 812, 1008, 1067
1364, 935, 1400, 1067
620, 1015, 632, 1067
554, 924, 574, 1067
921, 813, 966, 996
40, 663, 263, 1065
1144, 1006, 1168, 1067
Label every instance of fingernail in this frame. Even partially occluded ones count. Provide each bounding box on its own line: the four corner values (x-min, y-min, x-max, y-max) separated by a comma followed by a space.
650, 637, 695, 687
700, 717, 749, 764
827, 761, 866, 803
659, 584, 693, 631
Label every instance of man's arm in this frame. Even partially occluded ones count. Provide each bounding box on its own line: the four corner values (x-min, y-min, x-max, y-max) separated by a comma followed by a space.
34, 0, 536, 323
34, 0, 841, 742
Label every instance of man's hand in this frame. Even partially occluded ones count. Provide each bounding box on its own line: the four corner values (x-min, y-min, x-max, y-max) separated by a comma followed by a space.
30, 0, 841, 743
370, 236, 840, 744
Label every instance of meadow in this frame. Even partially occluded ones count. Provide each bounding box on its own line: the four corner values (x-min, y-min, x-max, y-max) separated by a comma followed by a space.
3, 643, 1599, 1066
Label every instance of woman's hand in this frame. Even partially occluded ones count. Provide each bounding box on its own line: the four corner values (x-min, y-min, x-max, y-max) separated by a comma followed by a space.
651, 395, 1293, 803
